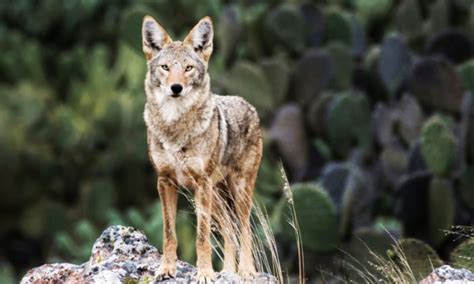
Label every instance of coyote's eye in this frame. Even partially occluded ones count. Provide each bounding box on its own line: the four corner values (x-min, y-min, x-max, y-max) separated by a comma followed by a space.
185, 65, 194, 72
161, 65, 169, 71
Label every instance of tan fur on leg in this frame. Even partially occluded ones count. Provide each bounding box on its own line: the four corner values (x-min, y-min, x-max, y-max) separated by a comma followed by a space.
156, 174, 178, 280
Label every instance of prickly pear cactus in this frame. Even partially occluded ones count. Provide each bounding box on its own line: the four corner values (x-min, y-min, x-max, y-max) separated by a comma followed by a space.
427, 0, 449, 34
260, 57, 291, 106
307, 92, 335, 136
323, 7, 352, 46
394, 0, 423, 40
277, 183, 339, 252
217, 5, 243, 63
451, 238, 474, 271
378, 35, 412, 96
222, 61, 273, 117
391, 238, 443, 281
326, 92, 371, 158
420, 115, 457, 176
292, 49, 332, 105
344, 227, 394, 280
460, 166, 474, 213
354, 0, 393, 24
264, 4, 305, 53
410, 57, 466, 113
350, 227, 394, 261
428, 178, 454, 246
327, 42, 353, 90
458, 59, 474, 94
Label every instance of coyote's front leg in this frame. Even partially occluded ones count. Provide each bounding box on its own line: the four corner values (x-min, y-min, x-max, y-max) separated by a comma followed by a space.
156, 174, 178, 280
193, 173, 215, 283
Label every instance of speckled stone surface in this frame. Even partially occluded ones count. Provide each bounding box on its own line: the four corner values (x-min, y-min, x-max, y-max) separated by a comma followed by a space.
21, 225, 278, 284
420, 265, 474, 284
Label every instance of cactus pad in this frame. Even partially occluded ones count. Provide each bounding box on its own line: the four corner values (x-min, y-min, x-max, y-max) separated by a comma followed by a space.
428, 178, 454, 246
378, 35, 412, 96
451, 238, 474, 271
392, 238, 443, 281
420, 115, 457, 176
222, 61, 273, 116
325, 92, 371, 158
277, 183, 339, 252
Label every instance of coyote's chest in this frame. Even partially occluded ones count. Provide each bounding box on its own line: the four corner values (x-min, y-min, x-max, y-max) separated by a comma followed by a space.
145, 101, 223, 187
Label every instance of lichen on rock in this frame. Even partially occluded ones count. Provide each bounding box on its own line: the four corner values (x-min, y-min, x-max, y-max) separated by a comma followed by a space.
420, 265, 474, 283
21, 225, 277, 284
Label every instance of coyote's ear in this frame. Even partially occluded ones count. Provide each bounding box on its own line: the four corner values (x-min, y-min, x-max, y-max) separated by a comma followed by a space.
142, 16, 172, 60
183, 17, 213, 62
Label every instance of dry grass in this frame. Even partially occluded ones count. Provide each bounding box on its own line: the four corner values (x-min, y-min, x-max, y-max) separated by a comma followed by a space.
341, 239, 419, 283
278, 163, 305, 284
175, 165, 297, 283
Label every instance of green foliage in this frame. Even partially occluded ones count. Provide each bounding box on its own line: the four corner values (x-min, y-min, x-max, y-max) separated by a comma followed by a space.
19, 199, 69, 239
276, 183, 339, 252
80, 178, 117, 223
451, 238, 474, 271
53, 220, 99, 263
420, 115, 457, 176
0, 263, 15, 284
120, 5, 155, 54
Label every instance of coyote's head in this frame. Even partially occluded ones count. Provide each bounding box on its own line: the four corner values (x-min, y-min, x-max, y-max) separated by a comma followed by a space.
142, 16, 213, 106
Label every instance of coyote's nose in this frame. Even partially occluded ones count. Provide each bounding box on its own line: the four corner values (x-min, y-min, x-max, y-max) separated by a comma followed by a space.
170, 84, 183, 95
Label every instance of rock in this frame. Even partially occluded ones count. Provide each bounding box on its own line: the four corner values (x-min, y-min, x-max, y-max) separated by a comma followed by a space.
420, 265, 474, 283
21, 263, 84, 284
21, 225, 277, 284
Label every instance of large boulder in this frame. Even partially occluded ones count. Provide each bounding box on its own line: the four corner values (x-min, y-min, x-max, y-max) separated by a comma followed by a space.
21, 225, 277, 283
420, 265, 474, 283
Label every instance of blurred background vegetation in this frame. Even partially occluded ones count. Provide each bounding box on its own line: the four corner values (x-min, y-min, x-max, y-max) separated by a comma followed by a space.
0, 0, 473, 282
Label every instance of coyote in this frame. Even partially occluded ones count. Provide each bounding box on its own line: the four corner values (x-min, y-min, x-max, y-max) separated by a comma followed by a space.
142, 16, 263, 282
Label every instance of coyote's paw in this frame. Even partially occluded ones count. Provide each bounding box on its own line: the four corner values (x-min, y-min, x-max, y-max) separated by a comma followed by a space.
156, 262, 177, 281
196, 268, 215, 284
